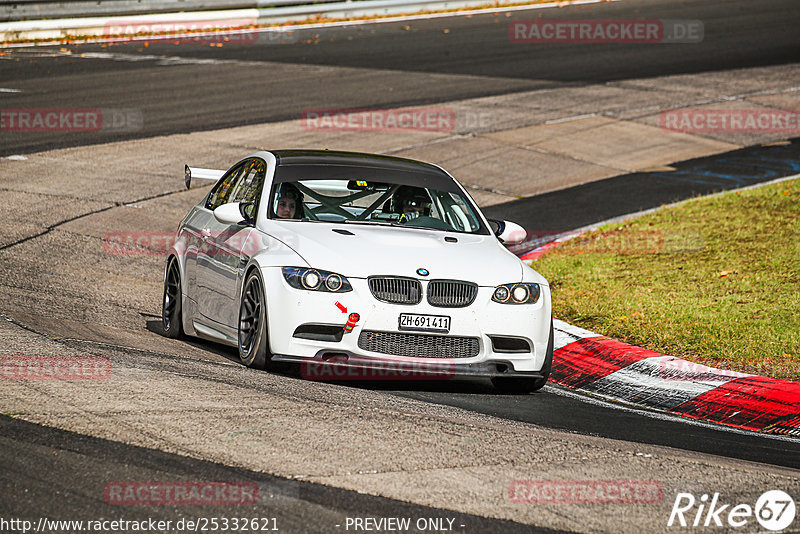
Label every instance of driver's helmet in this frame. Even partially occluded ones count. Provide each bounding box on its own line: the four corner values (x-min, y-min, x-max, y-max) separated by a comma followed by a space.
391, 186, 431, 219
275, 182, 304, 218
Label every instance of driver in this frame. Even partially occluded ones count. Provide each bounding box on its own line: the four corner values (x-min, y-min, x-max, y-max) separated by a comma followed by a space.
391, 186, 432, 221
275, 183, 304, 219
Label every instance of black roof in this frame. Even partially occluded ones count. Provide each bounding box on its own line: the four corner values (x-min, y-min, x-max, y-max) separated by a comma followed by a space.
271, 150, 446, 175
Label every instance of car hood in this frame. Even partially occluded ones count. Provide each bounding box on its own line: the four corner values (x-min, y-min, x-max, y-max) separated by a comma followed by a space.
265, 221, 524, 286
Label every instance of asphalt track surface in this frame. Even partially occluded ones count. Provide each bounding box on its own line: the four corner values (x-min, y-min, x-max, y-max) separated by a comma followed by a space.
339, 377, 800, 468
1, 416, 556, 533
2, 0, 800, 527
1, 0, 800, 155
484, 138, 800, 235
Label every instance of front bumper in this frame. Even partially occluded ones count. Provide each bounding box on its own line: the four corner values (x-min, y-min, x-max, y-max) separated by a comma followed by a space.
272, 352, 547, 379
263, 267, 552, 375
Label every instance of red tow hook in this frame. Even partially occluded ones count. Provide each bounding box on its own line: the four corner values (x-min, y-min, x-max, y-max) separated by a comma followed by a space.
343, 313, 360, 333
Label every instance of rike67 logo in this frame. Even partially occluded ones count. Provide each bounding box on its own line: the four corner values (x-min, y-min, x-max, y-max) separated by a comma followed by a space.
668, 490, 796, 531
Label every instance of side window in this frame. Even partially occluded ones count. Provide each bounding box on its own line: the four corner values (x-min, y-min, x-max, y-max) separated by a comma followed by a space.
230, 160, 266, 204
450, 194, 480, 232
437, 192, 479, 232
230, 159, 266, 220
206, 163, 246, 211
269, 182, 306, 220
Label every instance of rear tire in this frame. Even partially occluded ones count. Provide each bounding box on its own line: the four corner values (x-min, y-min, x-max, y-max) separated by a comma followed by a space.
492, 320, 554, 394
238, 270, 272, 369
162, 257, 184, 339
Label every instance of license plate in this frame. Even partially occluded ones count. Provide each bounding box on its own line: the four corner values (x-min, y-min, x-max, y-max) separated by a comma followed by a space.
398, 313, 451, 333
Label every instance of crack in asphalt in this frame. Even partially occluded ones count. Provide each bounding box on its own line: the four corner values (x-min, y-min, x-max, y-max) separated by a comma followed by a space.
6, 321, 521, 432
0, 188, 184, 252
58, 337, 240, 366
0, 185, 111, 203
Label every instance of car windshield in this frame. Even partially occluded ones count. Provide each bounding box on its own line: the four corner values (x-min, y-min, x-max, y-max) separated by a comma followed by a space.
268, 177, 489, 235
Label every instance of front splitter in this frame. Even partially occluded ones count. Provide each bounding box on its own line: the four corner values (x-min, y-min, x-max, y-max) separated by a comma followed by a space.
272, 352, 545, 379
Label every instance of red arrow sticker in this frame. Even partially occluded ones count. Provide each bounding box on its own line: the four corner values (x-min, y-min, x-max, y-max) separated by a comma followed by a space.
335, 301, 347, 313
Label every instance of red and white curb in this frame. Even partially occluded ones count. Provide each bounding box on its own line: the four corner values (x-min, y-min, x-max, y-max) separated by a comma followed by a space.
519, 232, 580, 261
551, 320, 800, 436
519, 174, 800, 435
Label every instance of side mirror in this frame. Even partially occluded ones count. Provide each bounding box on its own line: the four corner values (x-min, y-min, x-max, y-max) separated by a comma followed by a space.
488, 219, 526, 245
213, 202, 251, 225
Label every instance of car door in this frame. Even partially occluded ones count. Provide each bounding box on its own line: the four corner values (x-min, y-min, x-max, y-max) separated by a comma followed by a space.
197, 159, 267, 330
195, 161, 246, 328
179, 205, 213, 304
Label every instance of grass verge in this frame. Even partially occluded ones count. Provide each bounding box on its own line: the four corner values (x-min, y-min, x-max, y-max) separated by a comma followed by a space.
533, 177, 800, 381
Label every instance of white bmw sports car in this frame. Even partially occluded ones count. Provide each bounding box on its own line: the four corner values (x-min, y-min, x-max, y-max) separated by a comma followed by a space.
164, 150, 553, 392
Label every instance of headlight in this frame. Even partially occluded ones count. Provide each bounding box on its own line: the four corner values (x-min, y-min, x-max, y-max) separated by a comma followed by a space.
492, 283, 540, 304
493, 286, 510, 302
302, 270, 321, 289
324, 274, 343, 291
282, 267, 352, 293
511, 285, 529, 303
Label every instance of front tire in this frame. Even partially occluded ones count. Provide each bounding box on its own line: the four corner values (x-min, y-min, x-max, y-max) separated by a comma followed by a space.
162, 256, 184, 339
492, 320, 554, 394
238, 270, 272, 369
